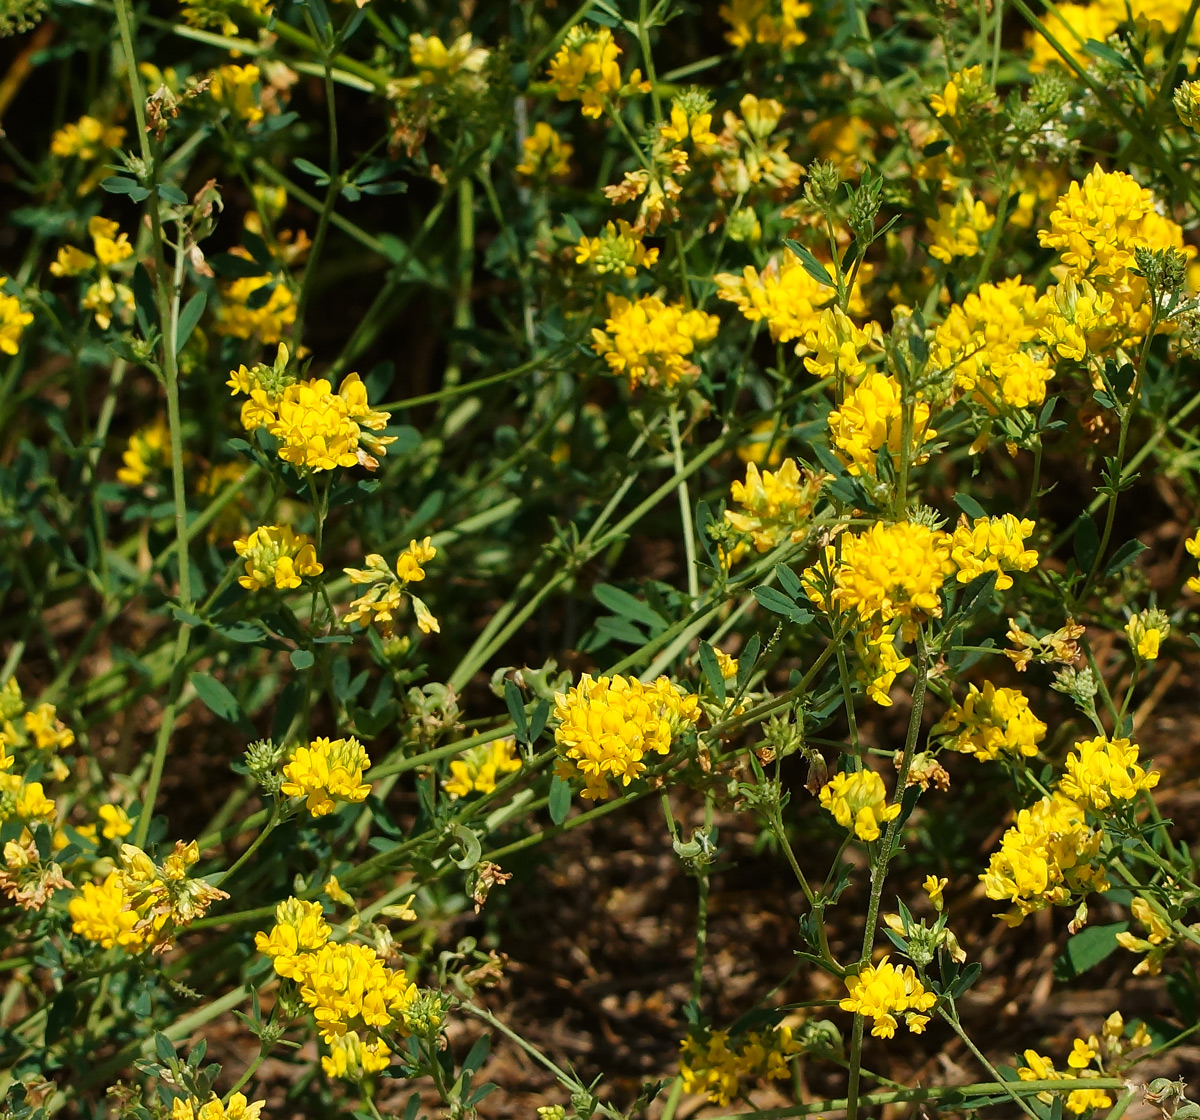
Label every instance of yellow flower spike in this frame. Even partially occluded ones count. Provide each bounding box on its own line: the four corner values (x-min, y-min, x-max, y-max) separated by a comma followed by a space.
724, 458, 825, 555
1125, 610, 1169, 661
98, 804, 133, 840
68, 872, 150, 951
927, 192, 994, 262
516, 122, 573, 180
443, 739, 521, 799
819, 770, 900, 842
233, 524, 323, 591
827, 373, 938, 477
950, 514, 1038, 591
590, 294, 719, 391
937, 681, 1046, 761
0, 291, 34, 356
546, 25, 644, 119
281, 736, 372, 817
923, 874, 948, 911
1059, 735, 1160, 812
839, 956, 936, 1039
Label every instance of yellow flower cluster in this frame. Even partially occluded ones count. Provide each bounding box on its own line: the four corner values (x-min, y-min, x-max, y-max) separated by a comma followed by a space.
715, 253, 830, 346
444, 739, 522, 798
840, 956, 937, 1039
719, 0, 811, 49
1018, 1046, 1112, 1115
210, 63, 263, 124
553, 674, 700, 799
281, 736, 371, 816
256, 897, 415, 1078
930, 279, 1053, 411
1125, 610, 1169, 660
827, 373, 937, 478
930, 65, 986, 118
937, 682, 1046, 761
50, 217, 136, 330
1185, 528, 1200, 592
407, 32, 490, 84
927, 192, 993, 263
0, 681, 73, 848
344, 538, 440, 637
0, 289, 33, 356
1116, 897, 1174, 975
1037, 276, 1117, 362
228, 358, 395, 472
172, 1093, 264, 1120
805, 522, 953, 634
679, 1025, 802, 1106
1028, 3, 1120, 72
723, 458, 825, 556
516, 122, 573, 180
575, 220, 659, 277
591, 294, 719, 390
546, 25, 644, 119
70, 840, 227, 953
801, 306, 877, 381
1038, 166, 1188, 344
1059, 736, 1160, 812
949, 514, 1038, 590
234, 524, 322, 590
819, 769, 900, 842
214, 265, 296, 343
116, 418, 170, 487
981, 793, 1107, 924
855, 628, 911, 707
50, 114, 126, 160
709, 95, 805, 199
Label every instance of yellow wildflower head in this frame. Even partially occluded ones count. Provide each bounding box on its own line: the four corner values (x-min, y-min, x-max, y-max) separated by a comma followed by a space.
950, 514, 1038, 590
724, 458, 825, 555
1059, 736, 1160, 813
210, 63, 264, 124
281, 736, 372, 816
516, 122, 573, 180
1125, 609, 1169, 661
827, 372, 938, 478
116, 417, 171, 487
818, 769, 900, 842
546, 25, 644, 118
937, 682, 1046, 761
927, 192, 994, 262
0, 290, 33, 356
719, 0, 811, 50
591, 294, 719, 391
839, 956, 937, 1038
234, 524, 323, 591
444, 739, 522, 798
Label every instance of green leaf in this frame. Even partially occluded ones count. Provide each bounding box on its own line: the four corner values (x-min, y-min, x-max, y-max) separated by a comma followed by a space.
190, 671, 250, 729
774, 563, 805, 601
448, 825, 481, 869
1058, 921, 1130, 978
504, 679, 528, 741
698, 641, 727, 705
1073, 513, 1099, 573
176, 291, 207, 353
753, 586, 814, 625
953, 493, 986, 520
101, 175, 150, 202
783, 238, 834, 287
290, 649, 315, 670
1104, 538, 1147, 578
549, 775, 571, 824
593, 584, 667, 633
528, 698, 550, 743
155, 1032, 177, 1063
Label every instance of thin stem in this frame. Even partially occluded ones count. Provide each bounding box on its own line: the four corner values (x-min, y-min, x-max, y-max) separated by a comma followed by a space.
669, 405, 700, 604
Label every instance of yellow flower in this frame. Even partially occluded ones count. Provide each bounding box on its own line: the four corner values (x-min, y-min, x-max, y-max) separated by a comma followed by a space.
50, 115, 126, 159
233, 524, 323, 590
322, 1029, 392, 1079
981, 793, 1107, 924
297, 939, 416, 1042
1059, 735, 1160, 812
591, 294, 719, 391
1187, 528, 1200, 593
116, 417, 170, 487
827, 372, 938, 477
553, 674, 699, 800
855, 627, 911, 707
444, 739, 522, 798
807, 115, 874, 175
950, 514, 1038, 590
68, 872, 150, 951
23, 703, 74, 751
15, 781, 55, 820
1125, 610, 1169, 660
1017, 1044, 1113, 1114
98, 804, 133, 840
281, 736, 372, 816
1037, 276, 1118, 362
575, 220, 659, 277
546, 25, 644, 119
49, 245, 97, 278
801, 306, 877, 382
0, 291, 33, 356
808, 521, 954, 634
930, 65, 985, 118
172, 1093, 265, 1120
516, 122, 573, 180
255, 896, 332, 979
679, 1025, 801, 1106
719, 0, 811, 49
724, 458, 825, 555
840, 956, 937, 1038
1027, 3, 1120, 73
716, 253, 830, 346
926, 192, 994, 263
210, 63, 263, 123
923, 874, 947, 911
344, 541, 439, 637
408, 32, 489, 83
88, 216, 134, 267
819, 770, 900, 842
937, 682, 1046, 761
1116, 896, 1174, 975
215, 270, 296, 342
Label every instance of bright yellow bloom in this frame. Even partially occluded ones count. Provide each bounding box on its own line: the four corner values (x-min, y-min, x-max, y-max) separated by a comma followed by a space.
516, 122, 573, 180
855, 627, 911, 707
938, 682, 1046, 761
172, 1093, 265, 1120
210, 63, 263, 123
575, 220, 659, 277
659, 101, 716, 146
591, 294, 719, 390
15, 781, 54, 820
724, 458, 825, 555
281, 736, 372, 816
88, 216, 133, 267
679, 1025, 801, 1106
840, 956, 937, 1038
50, 115, 126, 159
116, 418, 170, 486
1028, 2, 1120, 72
927, 193, 994, 263
801, 306, 877, 381
408, 32, 489, 83
344, 541, 439, 637
444, 739, 522, 798
1125, 610, 1169, 660
819, 769, 900, 842
1037, 276, 1118, 362
98, 805, 133, 840
215, 271, 296, 343
322, 1029, 392, 1079
930, 66, 985, 117
255, 896, 332, 980
719, 0, 811, 49
950, 514, 1038, 590
49, 245, 97, 278
546, 25, 644, 118
715, 253, 829, 345
923, 874, 948, 911
298, 939, 417, 1042
981, 793, 1107, 923
68, 872, 149, 951
808, 522, 954, 634
233, 524, 323, 590
0, 291, 33, 356
1115, 896, 1174, 975
1018, 1046, 1113, 1114
827, 372, 938, 477
1059, 736, 1160, 812
23, 703, 73, 751
553, 674, 700, 800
